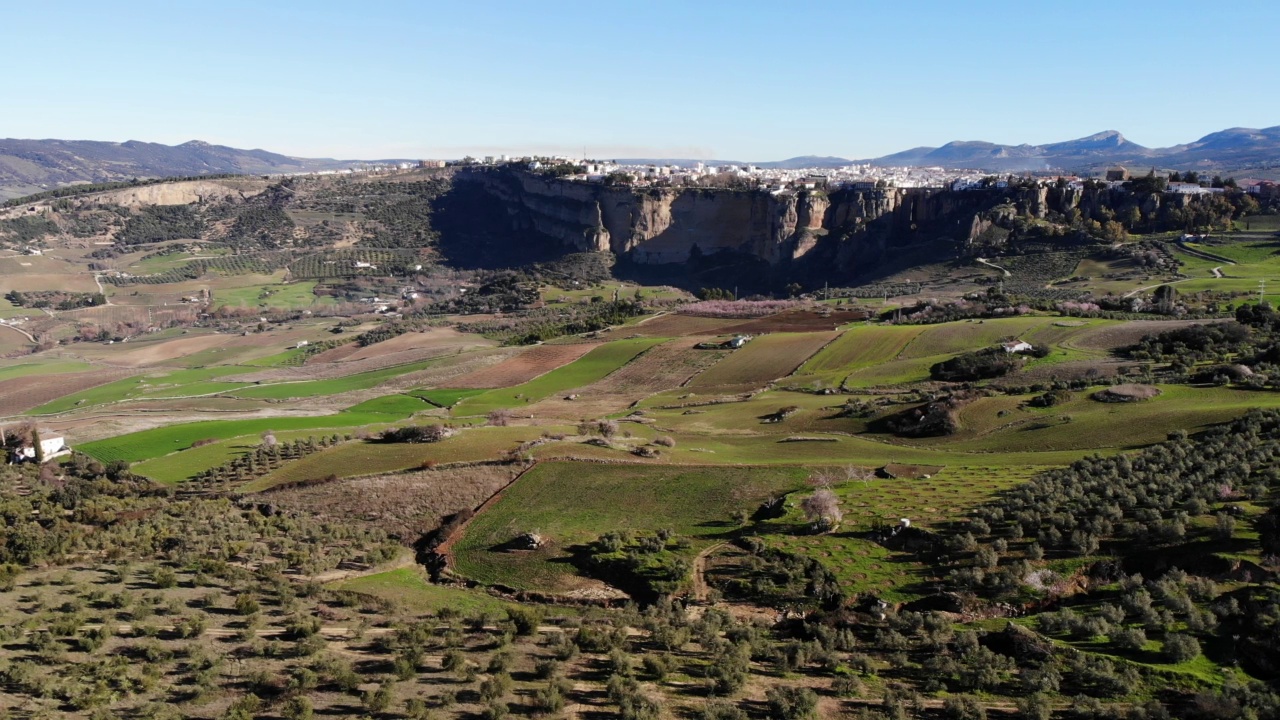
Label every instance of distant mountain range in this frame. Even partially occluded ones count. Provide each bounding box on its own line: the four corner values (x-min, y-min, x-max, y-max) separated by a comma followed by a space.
0, 139, 404, 201
3, 126, 1280, 201
618, 126, 1280, 175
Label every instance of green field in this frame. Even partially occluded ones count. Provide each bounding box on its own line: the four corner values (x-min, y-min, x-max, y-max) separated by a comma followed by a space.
452, 462, 811, 592
229, 358, 443, 400
27, 366, 255, 414
245, 425, 561, 491
409, 387, 487, 407
757, 464, 1039, 601
456, 337, 665, 416
130, 428, 345, 484
915, 384, 1280, 453
0, 359, 94, 381
213, 279, 334, 310
78, 395, 428, 464
798, 324, 924, 378
687, 332, 837, 390
332, 567, 515, 615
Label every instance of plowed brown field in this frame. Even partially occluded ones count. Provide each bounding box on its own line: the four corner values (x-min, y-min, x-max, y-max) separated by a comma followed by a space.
446, 342, 599, 389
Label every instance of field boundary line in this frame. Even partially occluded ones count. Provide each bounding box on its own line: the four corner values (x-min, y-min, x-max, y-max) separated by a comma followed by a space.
432, 459, 541, 573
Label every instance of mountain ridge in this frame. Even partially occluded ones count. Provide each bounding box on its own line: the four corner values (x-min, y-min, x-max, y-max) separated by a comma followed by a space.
623, 126, 1280, 174
4, 125, 1280, 201
0, 138, 409, 201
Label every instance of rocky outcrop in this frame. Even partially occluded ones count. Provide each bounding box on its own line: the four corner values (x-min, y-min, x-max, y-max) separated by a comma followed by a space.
458, 169, 1017, 272
452, 168, 1240, 282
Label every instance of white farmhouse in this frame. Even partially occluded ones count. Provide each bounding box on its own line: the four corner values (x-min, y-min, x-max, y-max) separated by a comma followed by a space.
1003, 340, 1034, 354
10, 435, 69, 463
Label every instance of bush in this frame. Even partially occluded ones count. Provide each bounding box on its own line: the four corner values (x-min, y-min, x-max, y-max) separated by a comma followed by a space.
1163, 633, 1200, 663
765, 686, 819, 720
944, 695, 988, 720
700, 701, 747, 720
378, 424, 450, 443
931, 347, 1023, 381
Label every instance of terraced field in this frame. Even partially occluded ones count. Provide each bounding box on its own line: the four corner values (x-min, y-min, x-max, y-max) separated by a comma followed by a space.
686, 331, 838, 392
451, 462, 810, 592
456, 337, 665, 416
796, 324, 924, 382
898, 316, 1056, 358
77, 395, 427, 464
246, 425, 561, 490
446, 342, 597, 389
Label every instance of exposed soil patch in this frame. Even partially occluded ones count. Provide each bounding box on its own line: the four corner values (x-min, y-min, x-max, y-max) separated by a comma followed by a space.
880, 463, 945, 479
628, 313, 747, 337
343, 328, 488, 362
725, 308, 869, 333
447, 342, 598, 389
1072, 319, 1217, 352
305, 343, 360, 364
101, 334, 234, 367
0, 369, 139, 415
262, 464, 522, 542
1092, 383, 1161, 402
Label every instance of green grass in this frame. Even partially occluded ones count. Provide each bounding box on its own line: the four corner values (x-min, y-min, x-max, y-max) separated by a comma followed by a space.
457, 337, 665, 416
332, 567, 515, 615
916, 384, 1280, 453
1236, 214, 1280, 233
130, 428, 336, 484
798, 324, 924, 378
900, 316, 1057, 359
410, 387, 487, 408
27, 366, 255, 414
0, 360, 94, 382
452, 462, 810, 592
77, 395, 428, 464
688, 332, 837, 390
245, 425, 561, 491
229, 358, 443, 400
0, 294, 29, 319
26, 354, 441, 412
213, 280, 333, 310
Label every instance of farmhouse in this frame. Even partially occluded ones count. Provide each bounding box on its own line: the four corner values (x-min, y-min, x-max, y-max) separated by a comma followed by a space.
1003, 340, 1034, 354
9, 435, 70, 463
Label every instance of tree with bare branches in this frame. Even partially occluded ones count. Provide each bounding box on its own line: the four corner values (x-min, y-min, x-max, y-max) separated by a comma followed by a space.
801, 489, 842, 533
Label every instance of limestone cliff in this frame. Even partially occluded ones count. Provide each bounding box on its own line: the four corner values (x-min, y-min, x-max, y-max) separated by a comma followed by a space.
459, 169, 994, 270
452, 169, 1226, 281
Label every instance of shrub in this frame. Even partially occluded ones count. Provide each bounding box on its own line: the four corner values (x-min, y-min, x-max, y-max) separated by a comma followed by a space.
1163, 633, 1200, 663
765, 686, 819, 720
379, 424, 450, 443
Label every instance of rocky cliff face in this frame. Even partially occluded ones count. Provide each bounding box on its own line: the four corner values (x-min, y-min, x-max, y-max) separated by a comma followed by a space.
459, 169, 1014, 271
453, 169, 1225, 283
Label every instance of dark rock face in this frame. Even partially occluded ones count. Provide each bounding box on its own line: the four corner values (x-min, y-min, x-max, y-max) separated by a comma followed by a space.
455, 169, 1042, 276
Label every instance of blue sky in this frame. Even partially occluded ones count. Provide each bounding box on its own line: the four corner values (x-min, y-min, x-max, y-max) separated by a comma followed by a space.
4, 1, 1277, 161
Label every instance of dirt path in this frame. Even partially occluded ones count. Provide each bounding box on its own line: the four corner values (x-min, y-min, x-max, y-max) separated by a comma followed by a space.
91, 273, 112, 304
975, 257, 1011, 277
308, 551, 416, 583
1176, 239, 1237, 265
0, 322, 36, 343
1212, 265, 1224, 278
1122, 276, 1196, 299
690, 542, 726, 602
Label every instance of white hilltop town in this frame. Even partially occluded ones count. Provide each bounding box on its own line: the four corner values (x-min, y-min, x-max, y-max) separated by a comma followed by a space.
285, 155, 1279, 198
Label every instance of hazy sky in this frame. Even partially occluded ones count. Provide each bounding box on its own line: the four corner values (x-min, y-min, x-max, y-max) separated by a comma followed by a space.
5, 1, 1277, 160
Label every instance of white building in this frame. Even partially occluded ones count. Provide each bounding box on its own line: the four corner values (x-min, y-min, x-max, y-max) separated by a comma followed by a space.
10, 436, 69, 463
1003, 340, 1034, 354
1167, 182, 1211, 195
